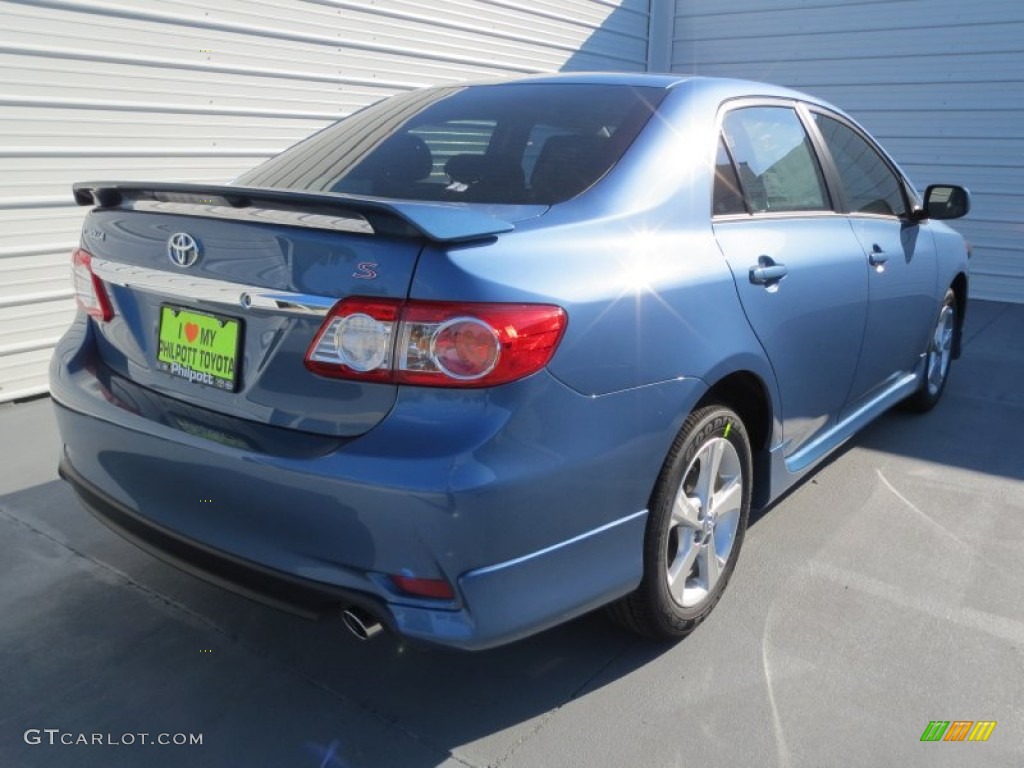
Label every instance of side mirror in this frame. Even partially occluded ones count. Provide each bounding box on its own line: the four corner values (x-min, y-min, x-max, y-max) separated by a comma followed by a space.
921, 184, 970, 220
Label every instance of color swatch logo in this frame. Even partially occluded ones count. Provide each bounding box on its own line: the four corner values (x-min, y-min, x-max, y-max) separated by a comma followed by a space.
920, 721, 996, 742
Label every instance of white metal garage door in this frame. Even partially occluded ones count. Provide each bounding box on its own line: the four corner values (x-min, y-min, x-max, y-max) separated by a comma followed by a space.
0, 0, 650, 402
669, 0, 1024, 304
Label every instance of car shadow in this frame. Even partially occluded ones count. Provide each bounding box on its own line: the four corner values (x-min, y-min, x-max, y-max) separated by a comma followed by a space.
751, 299, 1024, 529
0, 478, 674, 768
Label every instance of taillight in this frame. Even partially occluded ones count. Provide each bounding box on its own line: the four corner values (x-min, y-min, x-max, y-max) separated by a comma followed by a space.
305, 298, 398, 382
71, 247, 113, 322
305, 298, 566, 388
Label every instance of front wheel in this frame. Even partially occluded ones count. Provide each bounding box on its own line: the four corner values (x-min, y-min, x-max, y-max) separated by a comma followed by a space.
903, 287, 957, 413
608, 405, 752, 640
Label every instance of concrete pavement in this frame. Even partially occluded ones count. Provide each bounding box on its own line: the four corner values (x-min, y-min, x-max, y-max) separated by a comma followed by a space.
1, 300, 1022, 767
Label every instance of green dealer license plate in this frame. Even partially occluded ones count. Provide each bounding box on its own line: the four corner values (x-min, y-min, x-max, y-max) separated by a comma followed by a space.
156, 306, 241, 391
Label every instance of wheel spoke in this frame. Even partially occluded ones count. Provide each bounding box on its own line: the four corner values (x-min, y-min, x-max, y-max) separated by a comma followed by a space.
940, 325, 953, 351
667, 541, 698, 603
712, 482, 742, 561
711, 475, 742, 519
695, 439, 724, 509
670, 490, 701, 530
928, 355, 942, 388
698, 532, 722, 592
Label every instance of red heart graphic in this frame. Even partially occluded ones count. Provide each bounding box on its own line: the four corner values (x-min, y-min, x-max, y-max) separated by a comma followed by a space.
184, 322, 199, 343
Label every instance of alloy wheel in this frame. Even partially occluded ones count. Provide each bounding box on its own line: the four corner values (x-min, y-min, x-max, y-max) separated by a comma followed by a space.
665, 437, 743, 608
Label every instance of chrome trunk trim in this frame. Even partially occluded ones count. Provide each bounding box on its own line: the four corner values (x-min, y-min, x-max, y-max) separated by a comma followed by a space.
92, 259, 336, 317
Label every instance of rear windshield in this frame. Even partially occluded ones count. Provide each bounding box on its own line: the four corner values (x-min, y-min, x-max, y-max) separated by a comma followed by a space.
236, 83, 666, 205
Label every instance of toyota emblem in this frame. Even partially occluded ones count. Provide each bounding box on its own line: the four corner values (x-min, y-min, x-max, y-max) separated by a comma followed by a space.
168, 232, 200, 267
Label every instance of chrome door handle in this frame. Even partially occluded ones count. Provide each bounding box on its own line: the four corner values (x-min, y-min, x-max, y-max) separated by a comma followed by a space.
749, 257, 788, 285
868, 245, 889, 266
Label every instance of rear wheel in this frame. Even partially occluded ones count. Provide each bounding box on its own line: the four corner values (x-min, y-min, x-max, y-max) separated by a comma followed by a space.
903, 287, 957, 413
608, 405, 751, 639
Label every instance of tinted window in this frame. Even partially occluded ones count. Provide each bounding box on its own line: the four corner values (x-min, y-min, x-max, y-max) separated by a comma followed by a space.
713, 136, 746, 215
813, 113, 906, 216
408, 120, 495, 183
236, 84, 666, 205
522, 123, 576, 182
721, 107, 829, 213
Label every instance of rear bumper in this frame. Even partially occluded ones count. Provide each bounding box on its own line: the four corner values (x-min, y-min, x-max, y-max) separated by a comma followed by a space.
58, 455, 384, 623
59, 449, 646, 649
50, 316, 705, 649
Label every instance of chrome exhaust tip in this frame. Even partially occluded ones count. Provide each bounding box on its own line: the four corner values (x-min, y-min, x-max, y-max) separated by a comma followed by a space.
341, 607, 384, 641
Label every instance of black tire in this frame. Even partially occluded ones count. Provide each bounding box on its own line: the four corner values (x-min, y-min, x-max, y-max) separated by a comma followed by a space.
903, 288, 957, 413
608, 404, 752, 640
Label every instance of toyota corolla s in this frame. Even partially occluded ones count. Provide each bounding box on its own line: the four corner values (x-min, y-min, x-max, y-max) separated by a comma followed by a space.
51, 73, 970, 650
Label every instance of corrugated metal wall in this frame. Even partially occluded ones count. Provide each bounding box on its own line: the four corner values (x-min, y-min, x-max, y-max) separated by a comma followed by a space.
0, 0, 650, 402
671, 0, 1024, 304
14, 0, 1015, 403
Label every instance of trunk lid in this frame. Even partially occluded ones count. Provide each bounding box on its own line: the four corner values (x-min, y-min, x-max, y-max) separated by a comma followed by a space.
74, 182, 526, 437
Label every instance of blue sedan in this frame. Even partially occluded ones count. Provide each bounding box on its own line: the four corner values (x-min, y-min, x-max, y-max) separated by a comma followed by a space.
52, 73, 970, 649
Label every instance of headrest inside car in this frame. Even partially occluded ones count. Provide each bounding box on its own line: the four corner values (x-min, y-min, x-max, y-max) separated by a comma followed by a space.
445, 154, 486, 185
378, 134, 433, 183
530, 135, 612, 202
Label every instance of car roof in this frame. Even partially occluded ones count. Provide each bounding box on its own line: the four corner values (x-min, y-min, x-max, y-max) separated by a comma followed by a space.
454, 71, 828, 107
482, 71, 695, 88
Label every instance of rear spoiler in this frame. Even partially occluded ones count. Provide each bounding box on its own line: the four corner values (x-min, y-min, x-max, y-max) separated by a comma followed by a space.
72, 181, 515, 243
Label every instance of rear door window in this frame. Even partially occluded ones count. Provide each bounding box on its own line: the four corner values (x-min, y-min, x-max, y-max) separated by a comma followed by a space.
720, 106, 830, 213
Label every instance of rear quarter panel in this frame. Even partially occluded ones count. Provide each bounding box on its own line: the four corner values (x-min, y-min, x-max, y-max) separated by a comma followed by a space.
410, 80, 782, 439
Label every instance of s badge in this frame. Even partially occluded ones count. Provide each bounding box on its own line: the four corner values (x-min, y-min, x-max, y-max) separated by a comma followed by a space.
353, 262, 378, 280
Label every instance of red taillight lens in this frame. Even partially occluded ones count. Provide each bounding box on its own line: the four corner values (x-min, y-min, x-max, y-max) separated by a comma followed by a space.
305, 299, 566, 388
431, 317, 500, 379
396, 302, 566, 387
71, 247, 113, 321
